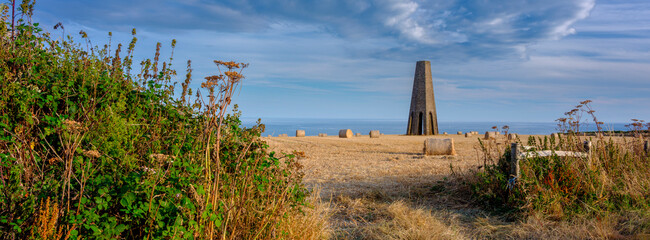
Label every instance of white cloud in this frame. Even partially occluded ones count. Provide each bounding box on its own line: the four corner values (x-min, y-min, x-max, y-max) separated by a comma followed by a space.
382, 0, 434, 43
550, 0, 595, 39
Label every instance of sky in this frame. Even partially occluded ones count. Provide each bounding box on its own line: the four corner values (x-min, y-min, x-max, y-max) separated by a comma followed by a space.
31, 0, 650, 123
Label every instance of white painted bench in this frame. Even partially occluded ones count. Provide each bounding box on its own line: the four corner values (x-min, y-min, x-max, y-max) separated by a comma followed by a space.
508, 140, 649, 187
509, 142, 592, 180
517, 150, 589, 159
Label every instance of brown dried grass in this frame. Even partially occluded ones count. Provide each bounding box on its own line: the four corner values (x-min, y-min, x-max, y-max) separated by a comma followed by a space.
278, 188, 332, 239
362, 200, 463, 240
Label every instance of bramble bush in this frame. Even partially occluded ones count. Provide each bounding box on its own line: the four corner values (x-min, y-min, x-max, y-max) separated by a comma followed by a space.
0, 1, 307, 239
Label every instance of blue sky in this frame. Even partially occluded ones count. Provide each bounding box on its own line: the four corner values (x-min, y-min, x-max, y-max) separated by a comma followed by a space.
32, 0, 650, 123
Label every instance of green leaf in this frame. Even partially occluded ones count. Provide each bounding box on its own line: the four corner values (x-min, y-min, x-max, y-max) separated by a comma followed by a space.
115, 224, 128, 233
69, 229, 78, 237
121, 192, 136, 208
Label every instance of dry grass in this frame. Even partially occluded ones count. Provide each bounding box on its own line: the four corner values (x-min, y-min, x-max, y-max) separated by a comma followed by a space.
467, 212, 632, 239
324, 195, 461, 239
361, 200, 463, 240
278, 188, 332, 240
265, 134, 648, 239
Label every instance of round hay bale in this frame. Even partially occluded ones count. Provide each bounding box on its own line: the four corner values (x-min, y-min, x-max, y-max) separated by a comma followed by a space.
339, 129, 353, 138
282, 134, 288, 137
296, 130, 305, 137
465, 133, 471, 138
318, 133, 327, 137
484, 131, 497, 139
369, 130, 380, 138
551, 133, 559, 139
443, 132, 448, 135
457, 131, 463, 135
424, 138, 456, 156
508, 133, 517, 140
355, 133, 361, 137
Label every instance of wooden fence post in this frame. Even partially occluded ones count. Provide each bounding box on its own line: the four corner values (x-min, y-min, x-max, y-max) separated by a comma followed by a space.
645, 140, 649, 155
584, 140, 592, 166
510, 143, 519, 178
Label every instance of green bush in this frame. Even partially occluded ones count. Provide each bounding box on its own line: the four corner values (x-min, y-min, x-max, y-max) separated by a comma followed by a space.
0, 1, 307, 239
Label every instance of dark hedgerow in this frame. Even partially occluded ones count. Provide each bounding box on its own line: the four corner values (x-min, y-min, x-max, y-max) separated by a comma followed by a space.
0, 1, 307, 239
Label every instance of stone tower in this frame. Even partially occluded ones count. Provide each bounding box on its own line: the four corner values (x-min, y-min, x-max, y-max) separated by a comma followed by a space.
407, 61, 439, 135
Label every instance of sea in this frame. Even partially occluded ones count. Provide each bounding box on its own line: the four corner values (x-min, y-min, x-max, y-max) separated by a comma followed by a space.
241, 118, 630, 136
